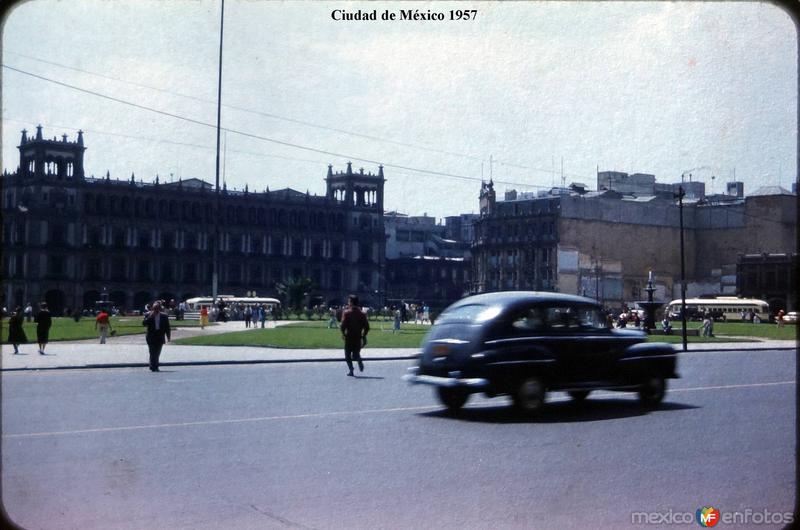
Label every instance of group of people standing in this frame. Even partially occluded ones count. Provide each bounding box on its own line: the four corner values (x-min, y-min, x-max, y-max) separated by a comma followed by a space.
7, 303, 53, 355
243, 305, 270, 329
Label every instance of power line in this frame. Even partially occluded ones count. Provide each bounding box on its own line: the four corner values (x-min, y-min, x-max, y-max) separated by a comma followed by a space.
2, 117, 339, 169
3, 64, 549, 189
6, 49, 598, 182
5, 51, 485, 162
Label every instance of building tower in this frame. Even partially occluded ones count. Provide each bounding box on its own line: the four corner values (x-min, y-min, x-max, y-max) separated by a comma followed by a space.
325, 162, 385, 209
18, 125, 86, 180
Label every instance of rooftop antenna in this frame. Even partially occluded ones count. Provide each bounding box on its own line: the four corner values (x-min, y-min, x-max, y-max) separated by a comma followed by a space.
561, 156, 565, 188
551, 155, 555, 187
489, 155, 493, 181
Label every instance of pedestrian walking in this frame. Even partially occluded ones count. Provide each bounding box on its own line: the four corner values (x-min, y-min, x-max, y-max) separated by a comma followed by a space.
259, 305, 267, 328
393, 308, 401, 333
24, 303, 33, 323
200, 306, 209, 329
777, 309, 785, 328
701, 313, 713, 337
340, 294, 370, 376
328, 307, 337, 329
244, 306, 252, 328
7, 307, 27, 354
34, 302, 52, 355
95, 309, 113, 344
143, 301, 171, 372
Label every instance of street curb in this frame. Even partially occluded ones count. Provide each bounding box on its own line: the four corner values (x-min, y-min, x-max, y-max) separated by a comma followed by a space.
677, 347, 796, 353
2, 347, 795, 372
1, 355, 421, 372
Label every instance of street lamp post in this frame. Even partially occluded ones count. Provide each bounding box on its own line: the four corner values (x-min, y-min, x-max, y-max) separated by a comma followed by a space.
212, 0, 225, 305
675, 185, 688, 351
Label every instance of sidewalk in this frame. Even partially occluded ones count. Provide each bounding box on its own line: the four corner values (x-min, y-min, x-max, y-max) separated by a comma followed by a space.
1, 332, 795, 372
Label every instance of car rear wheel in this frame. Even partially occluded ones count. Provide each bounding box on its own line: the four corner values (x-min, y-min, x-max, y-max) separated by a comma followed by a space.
568, 390, 591, 402
513, 377, 546, 415
638, 377, 666, 407
437, 387, 469, 411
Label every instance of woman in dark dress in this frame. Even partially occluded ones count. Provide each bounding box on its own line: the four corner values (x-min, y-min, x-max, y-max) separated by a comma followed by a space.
8, 307, 27, 354
34, 302, 52, 355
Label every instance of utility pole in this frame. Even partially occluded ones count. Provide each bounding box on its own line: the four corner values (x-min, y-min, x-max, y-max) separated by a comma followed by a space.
212, 0, 225, 305
675, 185, 688, 351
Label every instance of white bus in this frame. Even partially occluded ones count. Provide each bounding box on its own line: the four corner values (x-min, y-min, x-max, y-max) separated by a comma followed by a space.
666, 297, 770, 322
185, 296, 281, 312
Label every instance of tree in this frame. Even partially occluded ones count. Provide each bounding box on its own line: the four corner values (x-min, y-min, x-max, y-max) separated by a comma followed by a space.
275, 277, 314, 313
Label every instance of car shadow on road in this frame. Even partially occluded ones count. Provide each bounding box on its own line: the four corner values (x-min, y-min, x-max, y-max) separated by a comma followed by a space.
420, 399, 699, 424
352, 375, 385, 380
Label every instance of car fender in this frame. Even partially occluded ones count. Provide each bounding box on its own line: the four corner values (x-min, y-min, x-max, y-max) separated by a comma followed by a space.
619, 341, 679, 378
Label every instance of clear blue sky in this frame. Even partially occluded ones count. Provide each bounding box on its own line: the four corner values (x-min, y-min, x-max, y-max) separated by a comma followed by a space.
2, 1, 796, 217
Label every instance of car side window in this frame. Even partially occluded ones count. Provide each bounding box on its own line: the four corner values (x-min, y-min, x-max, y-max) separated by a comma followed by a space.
546, 306, 581, 330
511, 306, 546, 331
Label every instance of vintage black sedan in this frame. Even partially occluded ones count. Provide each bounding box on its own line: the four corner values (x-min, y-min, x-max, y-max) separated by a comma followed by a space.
403, 292, 679, 414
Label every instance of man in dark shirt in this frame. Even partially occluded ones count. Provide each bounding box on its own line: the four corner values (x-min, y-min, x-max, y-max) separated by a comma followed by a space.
340, 294, 370, 376
143, 301, 171, 372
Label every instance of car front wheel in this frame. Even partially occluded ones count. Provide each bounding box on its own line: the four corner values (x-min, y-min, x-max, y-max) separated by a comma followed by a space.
513, 377, 546, 415
437, 387, 469, 411
638, 377, 666, 407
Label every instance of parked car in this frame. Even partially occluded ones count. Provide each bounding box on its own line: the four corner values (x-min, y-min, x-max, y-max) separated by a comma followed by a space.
403, 292, 679, 415
783, 311, 797, 324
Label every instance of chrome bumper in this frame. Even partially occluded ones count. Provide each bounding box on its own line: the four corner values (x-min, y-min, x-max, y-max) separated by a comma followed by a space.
402, 367, 489, 389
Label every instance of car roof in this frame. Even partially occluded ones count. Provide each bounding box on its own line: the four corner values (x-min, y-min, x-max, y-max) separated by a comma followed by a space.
451, 291, 600, 310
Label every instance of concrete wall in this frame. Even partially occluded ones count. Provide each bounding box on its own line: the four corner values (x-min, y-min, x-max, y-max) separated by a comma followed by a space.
558, 217, 695, 304
693, 195, 796, 278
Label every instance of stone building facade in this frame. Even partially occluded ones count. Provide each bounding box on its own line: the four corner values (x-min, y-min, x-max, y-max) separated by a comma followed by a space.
384, 212, 472, 310
2, 127, 385, 314
472, 179, 797, 310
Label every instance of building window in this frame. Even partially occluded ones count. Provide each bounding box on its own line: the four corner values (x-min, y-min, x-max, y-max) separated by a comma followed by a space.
87, 259, 101, 281
161, 263, 174, 282
111, 258, 126, 281
51, 226, 66, 245
48, 256, 64, 276
138, 232, 150, 249
250, 265, 262, 286
137, 261, 151, 282
113, 229, 126, 249
228, 264, 241, 284
184, 263, 196, 282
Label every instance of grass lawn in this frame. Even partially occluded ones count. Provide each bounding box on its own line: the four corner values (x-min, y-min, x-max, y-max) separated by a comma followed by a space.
651, 321, 797, 343
2, 316, 210, 343
174, 319, 798, 349
174, 320, 430, 348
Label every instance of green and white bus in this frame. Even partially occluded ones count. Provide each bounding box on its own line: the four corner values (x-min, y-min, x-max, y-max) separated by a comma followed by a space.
666, 297, 770, 322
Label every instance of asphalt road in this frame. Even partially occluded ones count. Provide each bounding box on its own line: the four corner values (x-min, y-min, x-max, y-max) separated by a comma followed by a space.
2, 349, 795, 529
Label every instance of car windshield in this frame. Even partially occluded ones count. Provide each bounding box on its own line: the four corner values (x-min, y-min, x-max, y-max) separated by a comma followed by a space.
436, 304, 502, 324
